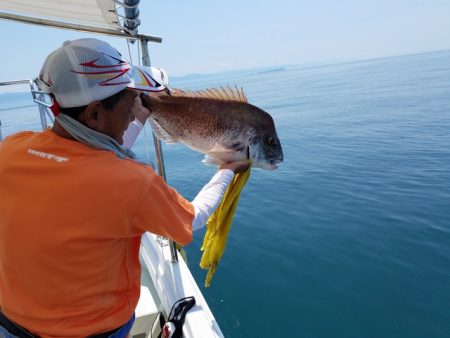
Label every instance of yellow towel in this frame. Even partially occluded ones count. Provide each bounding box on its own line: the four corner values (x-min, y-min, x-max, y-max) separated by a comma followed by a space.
200, 168, 251, 287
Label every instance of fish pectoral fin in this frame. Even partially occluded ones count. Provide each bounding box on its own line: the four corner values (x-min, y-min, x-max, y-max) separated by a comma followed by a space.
203, 149, 242, 165
210, 143, 235, 153
203, 144, 246, 165
148, 117, 176, 144
202, 155, 219, 165
202, 152, 233, 165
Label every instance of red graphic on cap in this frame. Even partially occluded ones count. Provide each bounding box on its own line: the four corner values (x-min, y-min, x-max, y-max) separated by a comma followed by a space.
71, 57, 131, 86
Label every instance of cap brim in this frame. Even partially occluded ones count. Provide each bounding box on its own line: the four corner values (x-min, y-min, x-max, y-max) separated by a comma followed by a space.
128, 65, 168, 92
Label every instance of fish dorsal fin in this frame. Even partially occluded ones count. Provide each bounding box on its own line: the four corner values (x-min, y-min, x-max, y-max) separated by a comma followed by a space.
171, 86, 248, 103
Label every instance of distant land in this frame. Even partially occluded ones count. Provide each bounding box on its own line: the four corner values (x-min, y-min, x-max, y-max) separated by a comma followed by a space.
171, 48, 450, 79
254, 67, 286, 75
2, 48, 450, 94
171, 65, 291, 82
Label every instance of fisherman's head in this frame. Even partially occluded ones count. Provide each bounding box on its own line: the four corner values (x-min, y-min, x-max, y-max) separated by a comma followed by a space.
37, 38, 169, 143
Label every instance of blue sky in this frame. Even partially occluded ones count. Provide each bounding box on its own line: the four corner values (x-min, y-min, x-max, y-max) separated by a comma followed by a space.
1, 0, 450, 81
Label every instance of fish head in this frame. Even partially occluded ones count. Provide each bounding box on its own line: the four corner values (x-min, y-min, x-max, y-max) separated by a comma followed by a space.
249, 131, 283, 170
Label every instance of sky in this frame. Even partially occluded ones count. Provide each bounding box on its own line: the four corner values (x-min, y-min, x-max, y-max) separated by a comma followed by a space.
0, 0, 450, 82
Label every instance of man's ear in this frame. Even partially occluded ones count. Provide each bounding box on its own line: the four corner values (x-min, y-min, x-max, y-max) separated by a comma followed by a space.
80, 101, 101, 129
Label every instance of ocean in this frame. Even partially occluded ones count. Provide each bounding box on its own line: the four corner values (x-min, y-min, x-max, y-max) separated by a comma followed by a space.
1, 50, 449, 338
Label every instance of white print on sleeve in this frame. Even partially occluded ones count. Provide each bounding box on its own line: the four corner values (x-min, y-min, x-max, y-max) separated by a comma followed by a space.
27, 149, 69, 163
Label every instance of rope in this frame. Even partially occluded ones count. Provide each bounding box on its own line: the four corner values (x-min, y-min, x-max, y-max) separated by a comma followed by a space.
126, 39, 133, 65
138, 40, 141, 66
142, 121, 152, 163
125, 38, 152, 164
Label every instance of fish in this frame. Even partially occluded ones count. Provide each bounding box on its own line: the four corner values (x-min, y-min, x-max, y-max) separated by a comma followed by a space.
141, 86, 283, 169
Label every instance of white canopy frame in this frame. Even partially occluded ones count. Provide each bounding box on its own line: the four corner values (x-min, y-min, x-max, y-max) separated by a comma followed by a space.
0, 0, 162, 42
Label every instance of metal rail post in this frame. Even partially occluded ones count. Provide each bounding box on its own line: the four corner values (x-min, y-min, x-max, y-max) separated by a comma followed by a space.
139, 38, 179, 263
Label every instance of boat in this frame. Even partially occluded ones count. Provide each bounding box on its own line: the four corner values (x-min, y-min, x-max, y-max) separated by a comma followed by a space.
0, 1, 224, 337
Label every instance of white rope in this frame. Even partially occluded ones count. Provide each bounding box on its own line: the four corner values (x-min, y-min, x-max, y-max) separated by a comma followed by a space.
138, 40, 141, 66
125, 38, 152, 164
126, 39, 133, 65
142, 120, 152, 163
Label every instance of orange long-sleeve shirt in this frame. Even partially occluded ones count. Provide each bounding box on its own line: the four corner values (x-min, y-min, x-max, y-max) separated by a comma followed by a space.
0, 130, 194, 337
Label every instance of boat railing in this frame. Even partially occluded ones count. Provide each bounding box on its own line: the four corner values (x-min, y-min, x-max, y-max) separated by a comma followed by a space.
31, 85, 55, 130
0, 79, 53, 141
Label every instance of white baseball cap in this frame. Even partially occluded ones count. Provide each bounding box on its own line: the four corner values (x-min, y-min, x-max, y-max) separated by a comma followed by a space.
37, 38, 169, 108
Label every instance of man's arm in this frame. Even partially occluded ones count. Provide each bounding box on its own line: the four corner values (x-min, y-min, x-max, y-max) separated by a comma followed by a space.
123, 95, 150, 148
191, 161, 250, 231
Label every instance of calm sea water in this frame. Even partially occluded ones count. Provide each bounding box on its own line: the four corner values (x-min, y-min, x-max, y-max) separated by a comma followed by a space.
1, 50, 449, 338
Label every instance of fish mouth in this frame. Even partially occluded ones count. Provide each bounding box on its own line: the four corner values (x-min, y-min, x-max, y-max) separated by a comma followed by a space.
251, 157, 282, 170
269, 157, 283, 167
253, 161, 279, 170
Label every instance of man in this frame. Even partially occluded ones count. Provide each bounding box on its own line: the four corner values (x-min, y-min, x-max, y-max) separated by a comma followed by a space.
0, 38, 249, 337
